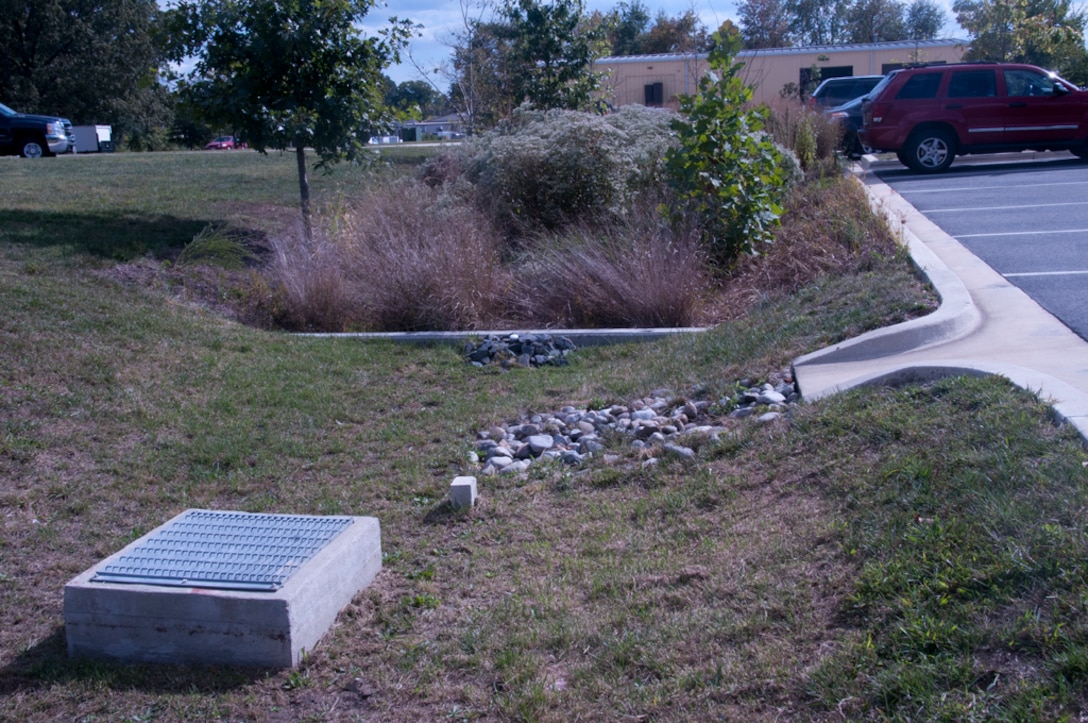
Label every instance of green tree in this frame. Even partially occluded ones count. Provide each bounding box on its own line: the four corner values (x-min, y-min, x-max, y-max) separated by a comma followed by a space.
788, 0, 853, 44
639, 9, 711, 53
847, 0, 908, 42
451, 0, 602, 132
666, 24, 786, 270
607, 0, 651, 55
906, 0, 946, 39
0, 0, 170, 142
385, 80, 449, 120
500, 0, 604, 110
168, 0, 414, 234
738, 0, 794, 48
954, 0, 1088, 80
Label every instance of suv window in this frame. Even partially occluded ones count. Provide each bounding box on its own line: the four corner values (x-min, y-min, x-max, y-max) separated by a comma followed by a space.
948, 70, 997, 98
1004, 68, 1056, 97
896, 73, 942, 99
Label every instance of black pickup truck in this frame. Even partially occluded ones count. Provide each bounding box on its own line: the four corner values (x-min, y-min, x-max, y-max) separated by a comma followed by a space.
0, 101, 76, 157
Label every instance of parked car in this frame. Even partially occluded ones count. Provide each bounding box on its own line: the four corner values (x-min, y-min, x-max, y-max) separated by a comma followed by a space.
860, 62, 1088, 172
807, 75, 883, 109
205, 135, 246, 150
0, 101, 76, 157
825, 95, 869, 159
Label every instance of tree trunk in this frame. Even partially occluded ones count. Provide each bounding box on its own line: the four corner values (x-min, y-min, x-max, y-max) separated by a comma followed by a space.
295, 139, 312, 240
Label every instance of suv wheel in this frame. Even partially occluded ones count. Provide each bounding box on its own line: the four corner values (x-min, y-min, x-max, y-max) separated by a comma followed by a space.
902, 128, 956, 173
19, 137, 47, 158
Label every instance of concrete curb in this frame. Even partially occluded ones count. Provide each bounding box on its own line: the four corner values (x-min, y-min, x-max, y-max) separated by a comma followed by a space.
792, 175, 981, 367
792, 162, 1088, 442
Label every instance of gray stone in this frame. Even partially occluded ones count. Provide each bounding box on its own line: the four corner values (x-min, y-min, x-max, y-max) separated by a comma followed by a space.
758, 412, 782, 423
664, 443, 696, 459
527, 435, 554, 455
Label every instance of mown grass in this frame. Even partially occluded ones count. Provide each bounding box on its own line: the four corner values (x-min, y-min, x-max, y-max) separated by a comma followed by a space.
2, 151, 1088, 722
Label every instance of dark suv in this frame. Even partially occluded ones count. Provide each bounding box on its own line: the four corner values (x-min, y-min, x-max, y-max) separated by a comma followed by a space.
859, 62, 1088, 172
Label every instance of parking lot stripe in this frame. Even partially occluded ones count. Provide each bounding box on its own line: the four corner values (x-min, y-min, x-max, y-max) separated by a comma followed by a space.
926, 201, 1088, 214
900, 180, 1088, 194
958, 229, 1088, 238
1005, 270, 1088, 278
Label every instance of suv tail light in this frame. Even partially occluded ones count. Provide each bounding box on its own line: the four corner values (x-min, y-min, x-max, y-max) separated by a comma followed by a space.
868, 101, 891, 125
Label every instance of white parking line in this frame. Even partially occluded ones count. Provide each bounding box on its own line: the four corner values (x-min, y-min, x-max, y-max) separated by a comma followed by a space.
925, 201, 1088, 213
958, 229, 1088, 238
1004, 270, 1088, 278
900, 180, 1088, 194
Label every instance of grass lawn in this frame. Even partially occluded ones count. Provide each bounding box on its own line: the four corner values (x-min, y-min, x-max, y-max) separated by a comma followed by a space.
2, 151, 1088, 721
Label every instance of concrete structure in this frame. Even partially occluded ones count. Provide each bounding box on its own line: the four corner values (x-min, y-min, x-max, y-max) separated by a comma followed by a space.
64, 509, 382, 668
450, 476, 478, 510
595, 38, 967, 110
792, 155, 1088, 441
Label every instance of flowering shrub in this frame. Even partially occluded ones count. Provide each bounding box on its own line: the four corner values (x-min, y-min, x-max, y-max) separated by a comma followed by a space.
465, 105, 677, 234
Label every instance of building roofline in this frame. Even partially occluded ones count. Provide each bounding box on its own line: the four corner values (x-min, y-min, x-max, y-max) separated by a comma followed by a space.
596, 37, 968, 65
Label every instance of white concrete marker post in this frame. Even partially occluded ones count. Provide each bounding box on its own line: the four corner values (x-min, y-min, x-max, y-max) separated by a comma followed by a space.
450, 476, 477, 510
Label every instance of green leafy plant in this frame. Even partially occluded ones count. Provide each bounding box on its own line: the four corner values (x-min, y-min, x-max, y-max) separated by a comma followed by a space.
666, 24, 787, 271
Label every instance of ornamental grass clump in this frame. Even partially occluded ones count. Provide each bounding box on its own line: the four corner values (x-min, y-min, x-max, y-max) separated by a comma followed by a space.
515, 199, 708, 328
267, 181, 512, 331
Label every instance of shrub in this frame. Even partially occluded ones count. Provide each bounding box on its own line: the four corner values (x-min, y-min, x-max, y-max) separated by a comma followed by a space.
666, 27, 788, 272
464, 105, 676, 235
765, 100, 843, 178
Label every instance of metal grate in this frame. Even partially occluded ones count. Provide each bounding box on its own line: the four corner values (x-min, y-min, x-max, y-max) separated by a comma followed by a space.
91, 509, 355, 591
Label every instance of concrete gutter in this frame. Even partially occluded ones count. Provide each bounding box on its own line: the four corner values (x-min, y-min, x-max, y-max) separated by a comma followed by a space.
294, 327, 708, 348
792, 161, 1088, 440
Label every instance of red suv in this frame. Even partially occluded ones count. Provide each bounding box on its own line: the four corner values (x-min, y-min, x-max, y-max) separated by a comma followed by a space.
859, 62, 1088, 172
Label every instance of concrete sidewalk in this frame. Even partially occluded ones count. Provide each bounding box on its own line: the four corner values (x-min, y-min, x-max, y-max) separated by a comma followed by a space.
792, 166, 1088, 440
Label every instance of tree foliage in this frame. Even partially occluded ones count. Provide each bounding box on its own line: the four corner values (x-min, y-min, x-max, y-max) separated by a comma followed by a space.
168, 0, 413, 231
666, 25, 786, 270
738, 0, 794, 49
385, 80, 449, 120
847, 0, 907, 43
738, 0, 945, 47
954, 0, 1088, 81
451, 0, 602, 132
499, 0, 603, 110
906, 0, 947, 39
603, 4, 711, 55
0, 0, 171, 144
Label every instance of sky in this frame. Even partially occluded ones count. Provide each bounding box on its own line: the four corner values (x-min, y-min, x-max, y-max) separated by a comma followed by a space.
367, 0, 960, 87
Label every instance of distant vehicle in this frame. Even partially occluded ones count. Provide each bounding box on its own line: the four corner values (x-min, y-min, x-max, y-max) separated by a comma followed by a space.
860, 62, 1088, 172
368, 135, 402, 145
808, 75, 883, 109
205, 135, 247, 150
0, 101, 76, 157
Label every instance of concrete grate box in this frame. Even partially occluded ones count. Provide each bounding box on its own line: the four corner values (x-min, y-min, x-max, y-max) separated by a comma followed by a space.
64, 509, 381, 668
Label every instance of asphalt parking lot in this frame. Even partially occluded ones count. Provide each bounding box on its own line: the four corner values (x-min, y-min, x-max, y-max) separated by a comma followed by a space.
875, 154, 1088, 340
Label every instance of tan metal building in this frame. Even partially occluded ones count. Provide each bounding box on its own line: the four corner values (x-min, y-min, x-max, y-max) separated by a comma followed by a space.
595, 38, 967, 110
